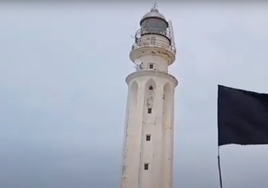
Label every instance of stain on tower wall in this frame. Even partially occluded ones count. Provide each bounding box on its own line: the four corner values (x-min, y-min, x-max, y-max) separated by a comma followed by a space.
121, 81, 138, 185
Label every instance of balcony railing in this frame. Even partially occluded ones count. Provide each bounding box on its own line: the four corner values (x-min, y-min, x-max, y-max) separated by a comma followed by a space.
131, 28, 176, 54
135, 28, 171, 39
131, 37, 176, 54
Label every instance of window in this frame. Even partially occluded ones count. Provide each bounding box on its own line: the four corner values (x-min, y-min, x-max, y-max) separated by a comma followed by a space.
149, 64, 154, 69
147, 108, 152, 114
144, 163, 149, 170
149, 86, 153, 90
146, 134, 151, 141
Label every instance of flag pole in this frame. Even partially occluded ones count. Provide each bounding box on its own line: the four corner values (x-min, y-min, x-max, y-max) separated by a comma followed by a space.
217, 146, 223, 188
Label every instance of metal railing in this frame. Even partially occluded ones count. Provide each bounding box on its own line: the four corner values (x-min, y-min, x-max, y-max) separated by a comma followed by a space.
131, 37, 176, 54
135, 28, 171, 39
131, 28, 176, 54
139, 29, 168, 38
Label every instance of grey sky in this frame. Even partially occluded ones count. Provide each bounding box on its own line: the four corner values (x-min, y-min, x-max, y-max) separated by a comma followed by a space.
0, 2, 268, 188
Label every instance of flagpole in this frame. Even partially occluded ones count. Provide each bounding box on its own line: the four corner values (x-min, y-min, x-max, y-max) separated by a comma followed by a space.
217, 146, 223, 188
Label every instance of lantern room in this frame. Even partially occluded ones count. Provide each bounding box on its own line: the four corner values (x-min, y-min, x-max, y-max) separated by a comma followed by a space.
139, 6, 169, 37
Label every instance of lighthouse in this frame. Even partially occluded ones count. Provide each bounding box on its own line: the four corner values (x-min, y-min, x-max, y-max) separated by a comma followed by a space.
121, 4, 178, 188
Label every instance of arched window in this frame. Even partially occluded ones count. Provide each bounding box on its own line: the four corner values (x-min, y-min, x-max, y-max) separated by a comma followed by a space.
149, 86, 153, 90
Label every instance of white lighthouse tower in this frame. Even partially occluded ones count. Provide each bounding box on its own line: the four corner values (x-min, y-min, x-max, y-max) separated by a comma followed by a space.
121, 4, 178, 188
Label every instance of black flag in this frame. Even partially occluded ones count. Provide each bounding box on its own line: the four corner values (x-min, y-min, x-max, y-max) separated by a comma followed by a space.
218, 85, 268, 146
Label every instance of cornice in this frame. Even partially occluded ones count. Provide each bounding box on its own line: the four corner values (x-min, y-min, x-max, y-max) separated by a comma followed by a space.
125, 70, 178, 87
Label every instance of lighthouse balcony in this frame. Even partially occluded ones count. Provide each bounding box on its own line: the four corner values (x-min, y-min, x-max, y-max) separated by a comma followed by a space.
131, 38, 176, 54
130, 29, 176, 65
131, 29, 176, 54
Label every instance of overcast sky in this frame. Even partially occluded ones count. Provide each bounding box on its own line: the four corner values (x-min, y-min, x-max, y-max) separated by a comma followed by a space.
0, 2, 268, 188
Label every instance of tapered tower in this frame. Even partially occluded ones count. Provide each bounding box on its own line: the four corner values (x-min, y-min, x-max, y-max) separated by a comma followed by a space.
121, 4, 178, 188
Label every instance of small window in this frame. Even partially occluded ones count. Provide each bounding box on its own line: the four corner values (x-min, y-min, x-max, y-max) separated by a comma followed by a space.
147, 108, 152, 114
146, 134, 151, 141
149, 64, 154, 69
144, 163, 149, 170
149, 86, 153, 90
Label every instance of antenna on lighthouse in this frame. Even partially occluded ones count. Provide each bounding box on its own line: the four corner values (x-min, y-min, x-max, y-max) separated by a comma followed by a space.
168, 20, 176, 48
151, 2, 158, 10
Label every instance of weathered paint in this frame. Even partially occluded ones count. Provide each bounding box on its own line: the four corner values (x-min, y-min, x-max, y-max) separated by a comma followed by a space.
121, 9, 178, 188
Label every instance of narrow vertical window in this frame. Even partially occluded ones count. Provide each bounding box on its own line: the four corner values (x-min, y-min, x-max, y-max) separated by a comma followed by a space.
148, 108, 152, 114
144, 163, 149, 170
149, 64, 154, 69
146, 134, 151, 141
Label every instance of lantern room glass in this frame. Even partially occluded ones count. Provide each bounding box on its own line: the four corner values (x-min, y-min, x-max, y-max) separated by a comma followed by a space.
141, 18, 168, 35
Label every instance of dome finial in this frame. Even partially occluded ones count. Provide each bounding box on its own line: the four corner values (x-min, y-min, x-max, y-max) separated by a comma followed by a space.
150, 2, 158, 12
